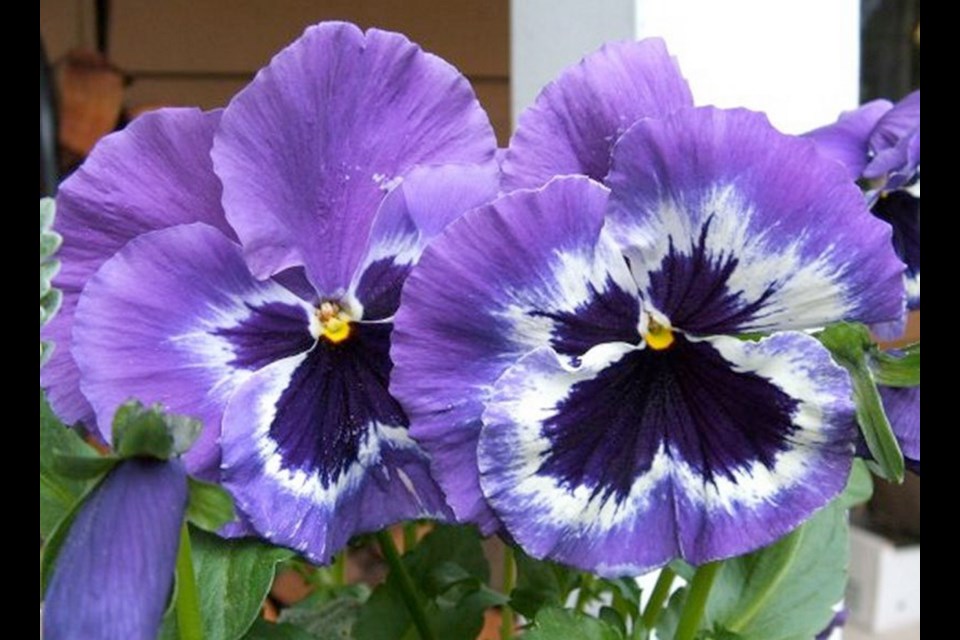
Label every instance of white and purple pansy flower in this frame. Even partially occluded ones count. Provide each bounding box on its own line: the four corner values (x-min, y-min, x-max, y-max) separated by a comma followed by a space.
390, 41, 906, 575
807, 91, 920, 313
40, 22, 501, 562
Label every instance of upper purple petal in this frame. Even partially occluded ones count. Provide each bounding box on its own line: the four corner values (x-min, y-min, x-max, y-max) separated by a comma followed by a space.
865, 90, 920, 183
391, 177, 639, 532
44, 459, 188, 640
804, 100, 893, 180
72, 223, 315, 479
605, 107, 906, 334
213, 22, 497, 294
346, 162, 501, 320
41, 108, 231, 426
501, 38, 693, 191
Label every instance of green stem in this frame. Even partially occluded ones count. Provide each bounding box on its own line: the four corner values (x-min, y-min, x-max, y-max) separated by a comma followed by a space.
640, 566, 676, 631
500, 545, 516, 640
377, 530, 436, 640
403, 522, 419, 553
332, 550, 347, 587
175, 523, 204, 640
726, 528, 803, 632
674, 561, 721, 640
574, 574, 595, 613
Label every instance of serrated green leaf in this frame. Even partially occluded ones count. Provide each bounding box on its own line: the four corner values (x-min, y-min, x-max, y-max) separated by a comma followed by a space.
188, 529, 294, 640
112, 401, 203, 460
702, 502, 848, 640
186, 477, 237, 532
868, 344, 920, 387
510, 548, 576, 619
40, 230, 62, 261
40, 259, 59, 297
40, 198, 55, 232
525, 607, 624, 640
41, 289, 62, 325
40, 391, 97, 538
818, 323, 904, 482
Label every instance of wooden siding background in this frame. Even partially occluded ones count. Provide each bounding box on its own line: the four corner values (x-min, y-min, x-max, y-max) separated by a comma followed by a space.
40, 0, 512, 144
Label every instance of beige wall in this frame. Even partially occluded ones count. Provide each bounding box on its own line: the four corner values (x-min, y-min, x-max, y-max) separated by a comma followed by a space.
41, 0, 511, 143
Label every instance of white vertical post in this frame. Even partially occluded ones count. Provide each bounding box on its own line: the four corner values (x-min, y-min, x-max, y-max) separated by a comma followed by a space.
511, 0, 860, 134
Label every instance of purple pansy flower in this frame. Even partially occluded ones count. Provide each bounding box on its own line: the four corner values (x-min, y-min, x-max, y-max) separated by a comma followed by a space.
391, 40, 905, 575
44, 459, 188, 640
40, 22, 500, 561
807, 91, 920, 312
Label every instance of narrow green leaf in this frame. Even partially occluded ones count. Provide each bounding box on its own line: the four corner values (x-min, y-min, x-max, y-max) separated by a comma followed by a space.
818, 323, 904, 482
838, 459, 874, 508
702, 502, 849, 640
868, 344, 920, 387
186, 478, 237, 533
52, 454, 120, 480
40, 391, 97, 538
524, 607, 624, 640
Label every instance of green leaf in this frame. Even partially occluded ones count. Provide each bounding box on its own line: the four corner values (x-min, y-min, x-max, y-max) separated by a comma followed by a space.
818, 323, 904, 482
112, 401, 203, 460
40, 391, 98, 538
838, 459, 874, 508
187, 529, 295, 640
702, 502, 849, 640
355, 525, 505, 640
510, 549, 576, 619
40, 197, 56, 232
868, 343, 920, 387
278, 595, 366, 639
524, 607, 624, 640
40, 259, 60, 297
241, 620, 314, 640
40, 289, 62, 327
40, 474, 106, 596
186, 477, 237, 532
52, 454, 120, 480
40, 232, 62, 262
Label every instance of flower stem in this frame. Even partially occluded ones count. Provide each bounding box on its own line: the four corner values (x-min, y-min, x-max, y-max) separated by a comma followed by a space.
640, 566, 676, 631
332, 550, 347, 587
500, 544, 516, 640
674, 561, 721, 640
175, 523, 204, 640
376, 530, 436, 640
403, 522, 419, 552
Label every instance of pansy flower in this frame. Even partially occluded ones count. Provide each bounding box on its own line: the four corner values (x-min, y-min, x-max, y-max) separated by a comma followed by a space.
40, 22, 499, 561
807, 91, 920, 312
391, 41, 905, 574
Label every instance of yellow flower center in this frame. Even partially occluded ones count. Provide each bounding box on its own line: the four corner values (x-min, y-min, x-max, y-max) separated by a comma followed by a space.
317, 301, 353, 344
644, 318, 675, 351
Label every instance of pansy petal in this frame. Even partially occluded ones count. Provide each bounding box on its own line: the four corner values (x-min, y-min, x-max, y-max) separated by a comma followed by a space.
865, 90, 920, 183
479, 333, 855, 575
879, 385, 920, 467
42, 108, 231, 425
73, 223, 315, 479
213, 22, 497, 293
347, 162, 500, 320
606, 107, 905, 335
221, 323, 450, 562
391, 176, 639, 531
44, 459, 187, 640
502, 38, 693, 190
804, 100, 893, 180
